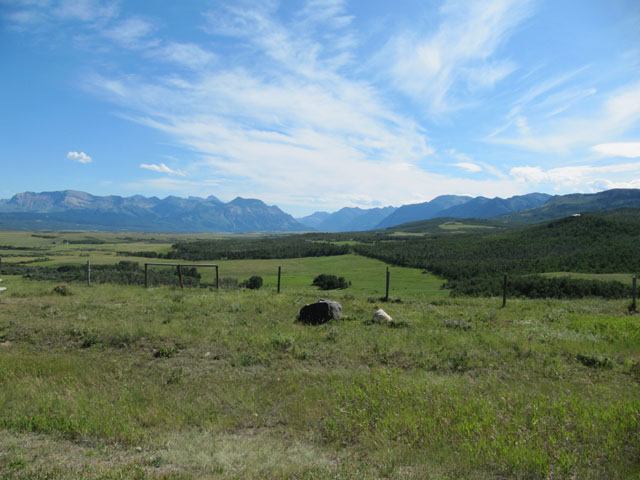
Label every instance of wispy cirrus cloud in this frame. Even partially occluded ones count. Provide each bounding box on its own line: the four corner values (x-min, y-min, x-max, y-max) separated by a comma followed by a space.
379, 0, 534, 114
102, 17, 156, 48
490, 81, 640, 153
4, 0, 118, 28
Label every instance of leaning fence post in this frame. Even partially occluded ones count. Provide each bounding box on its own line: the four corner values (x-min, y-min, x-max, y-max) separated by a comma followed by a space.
145, 263, 149, 288
384, 266, 390, 302
632, 276, 637, 312
177, 264, 184, 289
502, 274, 508, 308
215, 265, 219, 290
277, 266, 281, 293
87, 259, 91, 287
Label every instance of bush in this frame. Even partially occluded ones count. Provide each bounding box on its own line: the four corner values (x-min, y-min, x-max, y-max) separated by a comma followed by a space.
52, 284, 73, 296
240, 276, 263, 290
312, 274, 350, 290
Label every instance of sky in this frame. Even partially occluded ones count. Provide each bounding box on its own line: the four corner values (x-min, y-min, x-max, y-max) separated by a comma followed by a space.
1, 0, 639, 216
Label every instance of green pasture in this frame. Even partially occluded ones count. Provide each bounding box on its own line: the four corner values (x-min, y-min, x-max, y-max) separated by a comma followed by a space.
0, 230, 274, 267
438, 221, 496, 231
0, 230, 639, 478
187, 254, 447, 299
0, 276, 638, 479
542, 271, 637, 285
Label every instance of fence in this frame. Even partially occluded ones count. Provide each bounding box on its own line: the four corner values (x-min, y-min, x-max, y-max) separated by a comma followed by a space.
144, 263, 219, 289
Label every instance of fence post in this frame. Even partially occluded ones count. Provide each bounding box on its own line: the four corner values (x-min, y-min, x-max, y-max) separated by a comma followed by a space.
502, 274, 508, 308
87, 259, 91, 287
633, 276, 637, 312
0, 256, 2, 275
277, 266, 281, 293
385, 267, 390, 302
145, 263, 149, 288
177, 265, 184, 289
215, 265, 219, 290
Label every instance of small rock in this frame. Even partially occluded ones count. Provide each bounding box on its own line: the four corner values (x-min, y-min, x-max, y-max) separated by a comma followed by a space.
373, 309, 392, 322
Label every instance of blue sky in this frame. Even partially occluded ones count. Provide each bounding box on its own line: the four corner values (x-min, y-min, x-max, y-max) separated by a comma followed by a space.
1, 0, 639, 216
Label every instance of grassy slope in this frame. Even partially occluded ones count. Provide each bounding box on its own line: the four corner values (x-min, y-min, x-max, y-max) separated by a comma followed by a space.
0, 276, 639, 479
0, 230, 639, 478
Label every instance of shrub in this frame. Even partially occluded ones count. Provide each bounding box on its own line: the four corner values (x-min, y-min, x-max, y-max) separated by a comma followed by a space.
312, 274, 350, 290
240, 275, 263, 290
52, 284, 72, 296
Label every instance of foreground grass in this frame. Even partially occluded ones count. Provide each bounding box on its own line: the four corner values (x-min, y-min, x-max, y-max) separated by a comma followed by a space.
0, 277, 639, 479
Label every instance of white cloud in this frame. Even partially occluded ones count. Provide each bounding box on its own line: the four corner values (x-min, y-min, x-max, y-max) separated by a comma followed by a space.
103, 17, 156, 48
53, 0, 117, 23
139, 163, 185, 176
592, 142, 640, 158
380, 0, 533, 113
67, 151, 92, 163
153, 42, 215, 69
510, 162, 640, 189
455, 162, 483, 173
490, 82, 640, 153
81, 3, 546, 213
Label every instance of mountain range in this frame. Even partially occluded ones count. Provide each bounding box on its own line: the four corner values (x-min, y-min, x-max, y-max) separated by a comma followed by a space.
299, 193, 552, 230
1, 189, 639, 233
0, 191, 304, 233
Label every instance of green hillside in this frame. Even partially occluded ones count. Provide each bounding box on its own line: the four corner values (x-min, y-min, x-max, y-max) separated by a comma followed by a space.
354, 210, 640, 297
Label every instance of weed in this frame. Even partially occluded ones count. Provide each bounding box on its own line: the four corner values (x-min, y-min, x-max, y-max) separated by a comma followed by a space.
577, 353, 613, 369
153, 345, 179, 358
166, 367, 182, 385
448, 350, 470, 373
80, 331, 99, 348
270, 335, 295, 353
52, 284, 72, 296
324, 326, 338, 342
443, 318, 472, 330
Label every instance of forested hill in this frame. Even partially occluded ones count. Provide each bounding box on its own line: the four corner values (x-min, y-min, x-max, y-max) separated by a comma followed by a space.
496, 188, 640, 223
353, 210, 640, 297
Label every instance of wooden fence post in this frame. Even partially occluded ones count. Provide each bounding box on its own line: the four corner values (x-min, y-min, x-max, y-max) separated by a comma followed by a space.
87, 259, 91, 287
633, 276, 637, 312
384, 267, 390, 302
0, 256, 2, 275
145, 263, 149, 288
502, 274, 508, 308
277, 266, 281, 293
177, 264, 184, 289
215, 265, 219, 290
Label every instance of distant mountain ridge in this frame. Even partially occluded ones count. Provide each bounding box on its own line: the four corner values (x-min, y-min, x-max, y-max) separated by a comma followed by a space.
298, 206, 397, 232
495, 189, 640, 223
2, 188, 638, 233
374, 193, 552, 229
0, 190, 305, 233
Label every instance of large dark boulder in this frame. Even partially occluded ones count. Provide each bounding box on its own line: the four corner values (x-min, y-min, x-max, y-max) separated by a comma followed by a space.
298, 299, 343, 325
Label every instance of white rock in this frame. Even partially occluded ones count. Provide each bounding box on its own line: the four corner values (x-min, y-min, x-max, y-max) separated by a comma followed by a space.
373, 309, 392, 322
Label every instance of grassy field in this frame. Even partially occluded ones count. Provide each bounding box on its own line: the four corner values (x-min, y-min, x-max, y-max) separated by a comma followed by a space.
438, 221, 497, 231
542, 271, 637, 286
0, 231, 639, 479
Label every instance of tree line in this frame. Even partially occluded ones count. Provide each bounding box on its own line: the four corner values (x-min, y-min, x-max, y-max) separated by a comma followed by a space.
353, 214, 639, 298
